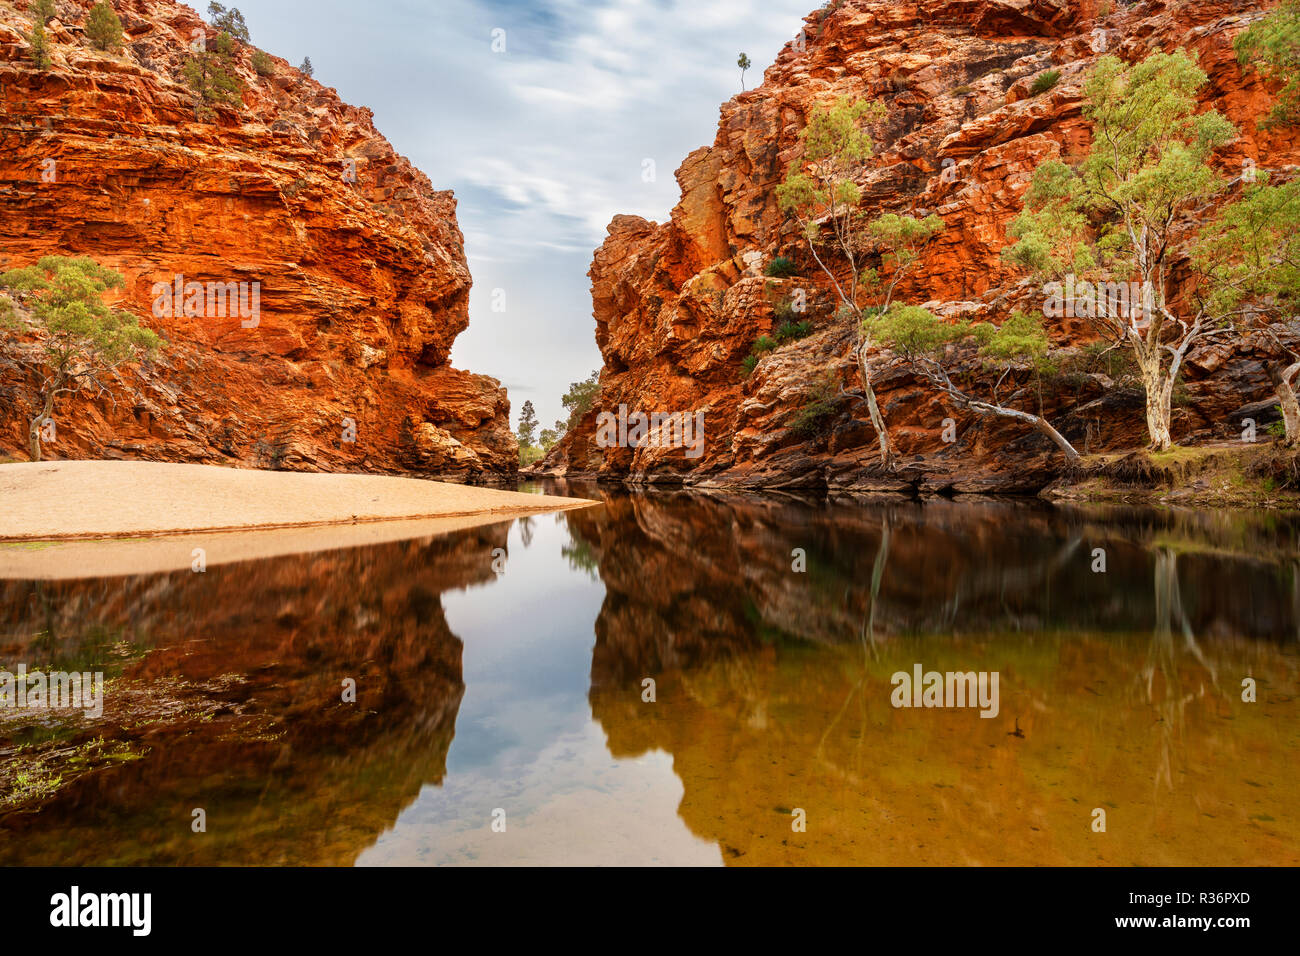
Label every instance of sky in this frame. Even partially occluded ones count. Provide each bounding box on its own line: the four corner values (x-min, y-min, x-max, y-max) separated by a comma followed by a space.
229, 0, 815, 431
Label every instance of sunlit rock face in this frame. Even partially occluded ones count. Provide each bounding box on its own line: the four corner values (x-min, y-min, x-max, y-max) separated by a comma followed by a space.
0, 0, 516, 479
543, 0, 1300, 490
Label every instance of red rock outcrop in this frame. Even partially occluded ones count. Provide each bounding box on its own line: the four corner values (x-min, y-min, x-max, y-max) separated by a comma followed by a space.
542, 0, 1300, 491
0, 0, 516, 479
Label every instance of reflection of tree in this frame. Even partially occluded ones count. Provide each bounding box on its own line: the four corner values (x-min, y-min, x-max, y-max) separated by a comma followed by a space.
1142, 547, 1219, 793
560, 532, 600, 582
518, 515, 536, 548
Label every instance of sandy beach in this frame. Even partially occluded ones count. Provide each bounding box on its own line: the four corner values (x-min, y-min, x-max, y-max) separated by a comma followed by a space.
0, 461, 596, 577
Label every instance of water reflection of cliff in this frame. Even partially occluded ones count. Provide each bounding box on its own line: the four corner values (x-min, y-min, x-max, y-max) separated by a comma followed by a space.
0, 526, 507, 865
561, 486, 1300, 865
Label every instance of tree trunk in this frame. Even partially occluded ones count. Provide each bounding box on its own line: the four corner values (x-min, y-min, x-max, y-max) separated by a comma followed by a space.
1137, 352, 1174, 452
28, 385, 57, 462
1268, 361, 1300, 448
963, 397, 1080, 462
856, 337, 896, 470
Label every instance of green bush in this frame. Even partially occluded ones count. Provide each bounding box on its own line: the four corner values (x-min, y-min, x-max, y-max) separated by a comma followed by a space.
251, 48, 275, 76
86, 1, 123, 53
764, 256, 798, 278
775, 319, 814, 342
1030, 69, 1060, 96
28, 24, 51, 70
789, 376, 840, 438
752, 334, 777, 354
742, 355, 759, 376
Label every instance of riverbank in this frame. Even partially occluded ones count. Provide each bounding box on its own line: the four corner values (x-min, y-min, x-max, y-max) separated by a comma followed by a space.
0, 460, 595, 543
527, 442, 1300, 509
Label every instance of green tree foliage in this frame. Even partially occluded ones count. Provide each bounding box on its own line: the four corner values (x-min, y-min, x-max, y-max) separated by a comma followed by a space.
0, 256, 163, 461
181, 31, 244, 119
865, 307, 1079, 460
31, 0, 56, 25
29, 23, 51, 70
539, 419, 565, 451
1193, 180, 1300, 445
561, 370, 600, 429
86, 1, 123, 53
777, 95, 945, 468
207, 2, 250, 43
516, 399, 538, 448
738, 52, 752, 90
1001, 50, 1238, 452
1234, 0, 1300, 128
299, 56, 313, 77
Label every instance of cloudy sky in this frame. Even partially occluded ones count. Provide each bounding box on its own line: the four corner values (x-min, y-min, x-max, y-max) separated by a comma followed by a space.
231, 0, 814, 431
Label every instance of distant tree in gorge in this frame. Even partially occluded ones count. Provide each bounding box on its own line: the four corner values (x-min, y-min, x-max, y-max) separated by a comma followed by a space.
738, 52, 752, 90
0, 256, 163, 462
562, 370, 600, 430
1234, 0, 1300, 128
516, 400, 538, 448
1002, 51, 1243, 452
31, 0, 56, 25
207, 2, 251, 43
299, 56, 313, 77
866, 307, 1081, 462
777, 95, 944, 470
181, 31, 244, 119
86, 1, 124, 53
539, 419, 566, 451
28, 23, 51, 70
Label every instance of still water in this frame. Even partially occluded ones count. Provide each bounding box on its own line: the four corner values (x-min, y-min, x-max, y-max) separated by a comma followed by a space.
1, 482, 1297, 865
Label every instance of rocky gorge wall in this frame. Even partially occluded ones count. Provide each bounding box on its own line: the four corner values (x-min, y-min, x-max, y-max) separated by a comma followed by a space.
541, 0, 1300, 492
0, 0, 516, 479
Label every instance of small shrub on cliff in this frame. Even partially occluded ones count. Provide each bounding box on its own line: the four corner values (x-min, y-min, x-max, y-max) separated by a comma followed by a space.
86, 1, 123, 53
0, 256, 163, 462
28, 24, 52, 70
1235, 0, 1300, 127
299, 56, 314, 77
250, 48, 274, 77
789, 374, 841, 439
775, 319, 814, 343
764, 256, 798, 278
1030, 70, 1060, 96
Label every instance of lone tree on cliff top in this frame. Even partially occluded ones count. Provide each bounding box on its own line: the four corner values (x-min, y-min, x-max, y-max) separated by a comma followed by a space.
1001, 50, 1255, 453
0, 257, 163, 462
777, 96, 944, 470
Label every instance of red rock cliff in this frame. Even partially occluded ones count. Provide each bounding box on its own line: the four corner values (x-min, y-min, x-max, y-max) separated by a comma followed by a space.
0, 0, 517, 479
544, 0, 1300, 491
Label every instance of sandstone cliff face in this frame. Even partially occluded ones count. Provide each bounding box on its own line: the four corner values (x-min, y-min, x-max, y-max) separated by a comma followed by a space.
544, 0, 1300, 491
0, 0, 516, 479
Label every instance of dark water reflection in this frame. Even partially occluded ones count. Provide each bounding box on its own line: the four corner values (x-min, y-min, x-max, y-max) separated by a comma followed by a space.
1, 484, 1297, 865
